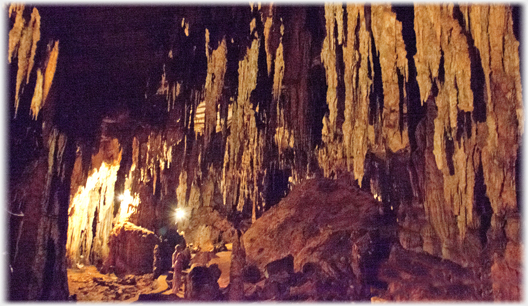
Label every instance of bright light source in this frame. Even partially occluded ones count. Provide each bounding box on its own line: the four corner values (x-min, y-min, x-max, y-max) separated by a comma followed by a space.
117, 190, 139, 223
119, 190, 132, 204
175, 208, 187, 222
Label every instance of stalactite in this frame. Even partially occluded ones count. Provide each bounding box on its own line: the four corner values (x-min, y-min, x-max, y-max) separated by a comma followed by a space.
8, 5, 43, 117
42, 40, 59, 104
414, 5, 441, 106
8, 4, 25, 63
30, 69, 43, 120
17, 5, 517, 301
66, 139, 122, 267
273, 21, 287, 156
413, 4, 478, 252
321, 3, 342, 140
470, 5, 522, 216
182, 17, 190, 37
263, 4, 274, 76
466, 6, 521, 299
26, 8, 40, 84
371, 4, 409, 154
176, 170, 188, 210
222, 17, 263, 218
318, 3, 346, 178
157, 64, 170, 99
203, 29, 227, 145
342, 4, 372, 186
272, 21, 284, 103
14, 26, 32, 115
28, 39, 58, 121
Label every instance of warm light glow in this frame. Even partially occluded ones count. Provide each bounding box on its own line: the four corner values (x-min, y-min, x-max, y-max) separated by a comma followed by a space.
119, 190, 132, 205
174, 208, 187, 222
66, 161, 120, 265
117, 189, 139, 223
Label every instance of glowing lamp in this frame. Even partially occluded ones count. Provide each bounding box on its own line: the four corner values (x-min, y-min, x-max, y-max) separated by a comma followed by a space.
175, 208, 187, 221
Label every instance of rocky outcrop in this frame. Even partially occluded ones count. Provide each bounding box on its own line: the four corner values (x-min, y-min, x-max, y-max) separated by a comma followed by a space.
377, 244, 491, 301
243, 178, 391, 286
185, 264, 223, 301
179, 206, 237, 252
103, 222, 159, 276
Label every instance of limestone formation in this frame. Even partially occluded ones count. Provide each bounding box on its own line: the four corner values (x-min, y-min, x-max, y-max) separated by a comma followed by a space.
7, 3, 521, 302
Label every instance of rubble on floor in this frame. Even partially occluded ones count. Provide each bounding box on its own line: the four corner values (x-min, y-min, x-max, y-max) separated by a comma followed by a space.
67, 266, 164, 302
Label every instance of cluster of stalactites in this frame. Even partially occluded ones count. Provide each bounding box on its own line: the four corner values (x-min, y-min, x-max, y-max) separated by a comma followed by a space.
414, 4, 475, 246
156, 63, 182, 114
222, 15, 263, 220
318, 4, 408, 186
138, 132, 179, 197
414, 4, 521, 249
462, 5, 523, 216
313, 3, 521, 259
8, 4, 59, 119
66, 139, 122, 267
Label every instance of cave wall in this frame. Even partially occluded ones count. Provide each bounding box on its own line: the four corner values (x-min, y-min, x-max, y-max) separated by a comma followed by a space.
7, 3, 522, 301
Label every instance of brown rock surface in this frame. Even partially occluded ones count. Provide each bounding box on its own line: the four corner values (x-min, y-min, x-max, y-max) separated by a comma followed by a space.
181, 206, 237, 252
377, 244, 491, 301
243, 178, 390, 283
103, 222, 159, 276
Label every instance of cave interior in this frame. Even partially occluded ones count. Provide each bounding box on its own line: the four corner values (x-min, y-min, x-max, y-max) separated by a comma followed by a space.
6, 3, 523, 302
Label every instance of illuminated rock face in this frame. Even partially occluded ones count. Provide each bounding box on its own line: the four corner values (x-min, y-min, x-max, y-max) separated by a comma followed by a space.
7, 4, 521, 301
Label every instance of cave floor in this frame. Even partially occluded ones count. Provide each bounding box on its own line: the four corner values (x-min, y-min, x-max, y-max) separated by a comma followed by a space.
67, 265, 169, 302
67, 250, 232, 302
67, 250, 393, 302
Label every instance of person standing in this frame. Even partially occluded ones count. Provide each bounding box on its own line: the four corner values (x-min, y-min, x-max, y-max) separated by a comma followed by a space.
172, 244, 184, 294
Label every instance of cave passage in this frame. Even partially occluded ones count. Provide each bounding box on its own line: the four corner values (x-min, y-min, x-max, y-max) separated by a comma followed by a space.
7, 3, 522, 302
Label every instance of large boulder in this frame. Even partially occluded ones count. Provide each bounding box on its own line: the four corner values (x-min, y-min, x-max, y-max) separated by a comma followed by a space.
181, 207, 237, 252
103, 222, 159, 276
185, 264, 223, 301
243, 178, 391, 285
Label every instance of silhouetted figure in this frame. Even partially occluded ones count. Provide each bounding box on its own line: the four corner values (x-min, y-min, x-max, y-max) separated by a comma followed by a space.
229, 230, 246, 301
172, 244, 185, 294
153, 244, 162, 279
